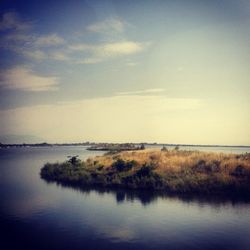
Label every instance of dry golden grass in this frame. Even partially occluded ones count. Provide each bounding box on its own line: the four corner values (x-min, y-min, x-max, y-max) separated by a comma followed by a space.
41, 149, 250, 195
88, 149, 250, 175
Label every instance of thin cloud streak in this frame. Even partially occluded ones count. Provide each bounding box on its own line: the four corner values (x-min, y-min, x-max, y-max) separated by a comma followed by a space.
0, 66, 59, 92
87, 18, 125, 34
72, 41, 148, 64
34, 34, 65, 47
21, 50, 47, 61
117, 88, 165, 95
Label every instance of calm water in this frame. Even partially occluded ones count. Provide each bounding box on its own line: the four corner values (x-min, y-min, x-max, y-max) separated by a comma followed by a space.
0, 146, 250, 250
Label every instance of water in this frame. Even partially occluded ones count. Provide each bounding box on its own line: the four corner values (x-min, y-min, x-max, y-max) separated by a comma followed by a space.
0, 146, 250, 250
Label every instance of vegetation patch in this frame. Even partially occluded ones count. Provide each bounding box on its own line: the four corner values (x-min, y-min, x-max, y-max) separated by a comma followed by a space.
40, 149, 250, 195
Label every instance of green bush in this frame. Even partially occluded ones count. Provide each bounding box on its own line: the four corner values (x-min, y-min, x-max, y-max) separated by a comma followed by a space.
136, 163, 155, 177
67, 155, 81, 166
112, 159, 137, 172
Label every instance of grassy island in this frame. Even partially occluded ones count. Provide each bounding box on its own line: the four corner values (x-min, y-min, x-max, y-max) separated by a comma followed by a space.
41, 149, 250, 196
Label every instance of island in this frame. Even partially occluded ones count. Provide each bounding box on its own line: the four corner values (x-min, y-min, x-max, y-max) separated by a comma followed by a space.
86, 143, 145, 151
40, 148, 250, 196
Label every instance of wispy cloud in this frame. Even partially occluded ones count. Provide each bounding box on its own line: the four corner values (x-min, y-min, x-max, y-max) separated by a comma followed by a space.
77, 57, 103, 64
0, 12, 67, 62
71, 41, 147, 64
21, 50, 47, 61
0, 12, 149, 65
70, 41, 144, 55
68, 43, 93, 51
70, 17, 148, 63
15, 46, 70, 62
49, 50, 70, 61
116, 88, 165, 96
100, 41, 144, 56
126, 61, 138, 67
0, 12, 32, 31
87, 18, 125, 34
34, 34, 65, 47
2, 32, 65, 48
1, 35, 68, 62
0, 66, 59, 91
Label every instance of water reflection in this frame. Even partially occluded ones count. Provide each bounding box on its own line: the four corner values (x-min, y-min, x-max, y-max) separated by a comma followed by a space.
42, 178, 250, 208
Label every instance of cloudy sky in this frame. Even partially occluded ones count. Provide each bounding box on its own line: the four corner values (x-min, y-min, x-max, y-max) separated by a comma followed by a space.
0, 0, 249, 144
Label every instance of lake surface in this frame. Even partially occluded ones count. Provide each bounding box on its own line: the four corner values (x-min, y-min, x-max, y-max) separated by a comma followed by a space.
0, 146, 250, 250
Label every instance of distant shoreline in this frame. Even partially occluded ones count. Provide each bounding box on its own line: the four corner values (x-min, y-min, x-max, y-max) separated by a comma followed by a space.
1, 142, 250, 148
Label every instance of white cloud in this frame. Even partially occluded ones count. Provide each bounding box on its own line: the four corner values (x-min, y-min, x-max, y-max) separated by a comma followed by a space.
0, 12, 148, 65
21, 50, 47, 60
17, 47, 70, 62
77, 57, 103, 64
70, 18, 146, 64
117, 88, 165, 95
87, 18, 125, 34
126, 62, 138, 67
68, 43, 92, 51
34, 34, 65, 47
49, 51, 69, 61
0, 12, 66, 63
100, 41, 144, 56
0, 12, 147, 65
70, 41, 147, 64
0, 66, 59, 92
0, 12, 32, 31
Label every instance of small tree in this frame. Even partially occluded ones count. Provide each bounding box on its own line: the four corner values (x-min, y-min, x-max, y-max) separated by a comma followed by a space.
140, 144, 145, 150
112, 159, 126, 171
136, 163, 154, 177
67, 155, 80, 166
112, 159, 137, 172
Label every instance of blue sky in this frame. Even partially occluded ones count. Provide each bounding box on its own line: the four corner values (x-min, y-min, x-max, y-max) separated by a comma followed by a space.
0, 0, 249, 144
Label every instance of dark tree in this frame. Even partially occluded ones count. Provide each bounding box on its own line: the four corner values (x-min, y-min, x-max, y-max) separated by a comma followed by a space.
67, 155, 80, 166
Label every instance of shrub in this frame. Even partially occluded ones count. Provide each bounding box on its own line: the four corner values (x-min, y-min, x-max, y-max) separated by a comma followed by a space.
136, 164, 154, 177
67, 155, 81, 166
231, 165, 249, 177
112, 159, 137, 172
112, 159, 126, 171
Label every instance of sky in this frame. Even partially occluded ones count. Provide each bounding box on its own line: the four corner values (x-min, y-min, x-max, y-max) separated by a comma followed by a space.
0, 0, 249, 145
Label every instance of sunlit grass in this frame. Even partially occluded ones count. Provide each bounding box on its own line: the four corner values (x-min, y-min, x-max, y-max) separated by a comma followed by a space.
88, 149, 250, 175
41, 149, 250, 195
